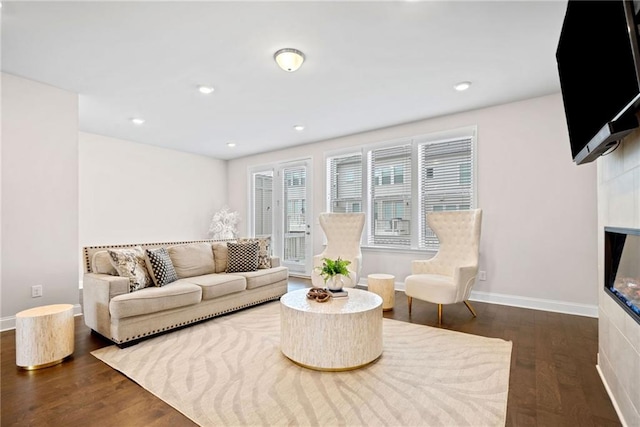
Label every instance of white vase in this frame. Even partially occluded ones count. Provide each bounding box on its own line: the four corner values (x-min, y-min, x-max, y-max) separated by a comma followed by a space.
326, 274, 346, 291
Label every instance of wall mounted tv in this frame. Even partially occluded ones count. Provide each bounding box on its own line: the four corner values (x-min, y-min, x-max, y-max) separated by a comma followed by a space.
556, 0, 640, 165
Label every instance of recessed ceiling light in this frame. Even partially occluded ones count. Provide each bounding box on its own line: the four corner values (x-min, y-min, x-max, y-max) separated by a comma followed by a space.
227, 142, 236, 148
454, 81, 472, 91
293, 125, 305, 131
130, 117, 145, 125
198, 85, 215, 94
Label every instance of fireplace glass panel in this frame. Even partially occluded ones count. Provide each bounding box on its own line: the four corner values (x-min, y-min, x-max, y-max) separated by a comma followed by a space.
604, 227, 640, 325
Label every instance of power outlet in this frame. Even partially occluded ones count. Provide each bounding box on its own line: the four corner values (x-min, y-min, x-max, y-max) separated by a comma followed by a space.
31, 285, 43, 298
478, 271, 487, 281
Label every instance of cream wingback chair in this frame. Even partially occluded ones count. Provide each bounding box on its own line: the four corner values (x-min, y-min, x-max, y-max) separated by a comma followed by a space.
311, 212, 366, 288
404, 209, 482, 324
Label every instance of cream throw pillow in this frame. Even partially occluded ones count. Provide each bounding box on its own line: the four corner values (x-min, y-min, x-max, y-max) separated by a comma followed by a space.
212, 242, 233, 273
167, 242, 215, 278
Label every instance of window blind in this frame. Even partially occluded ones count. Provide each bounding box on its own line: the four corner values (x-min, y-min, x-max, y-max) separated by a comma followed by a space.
369, 144, 412, 246
418, 137, 473, 249
327, 153, 363, 213
253, 171, 273, 236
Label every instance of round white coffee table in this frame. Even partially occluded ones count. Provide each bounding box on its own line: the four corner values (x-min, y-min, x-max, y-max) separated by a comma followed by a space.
280, 288, 383, 371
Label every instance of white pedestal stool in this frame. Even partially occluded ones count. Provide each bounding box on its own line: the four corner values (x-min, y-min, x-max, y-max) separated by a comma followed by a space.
16, 304, 74, 370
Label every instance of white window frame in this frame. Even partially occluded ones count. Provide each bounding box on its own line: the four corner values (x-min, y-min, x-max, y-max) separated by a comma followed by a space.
324, 126, 477, 252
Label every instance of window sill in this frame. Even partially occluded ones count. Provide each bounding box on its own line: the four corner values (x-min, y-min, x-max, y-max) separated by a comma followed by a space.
361, 245, 437, 256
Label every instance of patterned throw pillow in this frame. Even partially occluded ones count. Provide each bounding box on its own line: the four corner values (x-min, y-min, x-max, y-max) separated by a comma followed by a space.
238, 236, 272, 269
107, 246, 152, 292
145, 247, 178, 287
226, 241, 259, 273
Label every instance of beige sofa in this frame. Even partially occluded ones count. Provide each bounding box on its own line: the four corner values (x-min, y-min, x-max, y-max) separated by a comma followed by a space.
82, 239, 288, 345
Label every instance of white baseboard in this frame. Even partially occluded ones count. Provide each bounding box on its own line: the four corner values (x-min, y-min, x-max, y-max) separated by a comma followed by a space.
0, 304, 83, 332
469, 290, 598, 317
371, 279, 598, 318
596, 357, 629, 427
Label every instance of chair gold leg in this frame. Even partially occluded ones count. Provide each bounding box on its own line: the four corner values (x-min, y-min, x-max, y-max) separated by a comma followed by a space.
437, 304, 442, 324
407, 296, 412, 314
463, 300, 477, 318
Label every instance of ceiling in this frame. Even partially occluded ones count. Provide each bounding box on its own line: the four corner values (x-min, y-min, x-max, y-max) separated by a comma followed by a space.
1, 1, 568, 160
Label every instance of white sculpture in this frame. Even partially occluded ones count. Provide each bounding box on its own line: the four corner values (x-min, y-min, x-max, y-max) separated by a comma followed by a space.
208, 206, 240, 240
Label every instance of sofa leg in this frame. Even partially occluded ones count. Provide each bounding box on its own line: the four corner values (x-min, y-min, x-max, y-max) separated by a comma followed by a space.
437, 304, 443, 324
463, 300, 477, 318
407, 296, 412, 315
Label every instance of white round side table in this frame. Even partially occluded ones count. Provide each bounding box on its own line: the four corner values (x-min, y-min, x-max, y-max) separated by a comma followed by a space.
368, 274, 395, 311
15, 304, 75, 370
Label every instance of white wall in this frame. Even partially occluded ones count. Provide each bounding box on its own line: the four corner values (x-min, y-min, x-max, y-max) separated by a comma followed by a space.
1, 73, 80, 328
79, 132, 227, 249
597, 131, 640, 426
227, 93, 599, 315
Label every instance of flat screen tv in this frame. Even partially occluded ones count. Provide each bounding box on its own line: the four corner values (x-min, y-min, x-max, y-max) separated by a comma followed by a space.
556, 0, 640, 165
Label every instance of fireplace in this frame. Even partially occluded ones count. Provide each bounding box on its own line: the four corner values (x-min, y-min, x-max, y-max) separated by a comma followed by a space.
604, 226, 640, 325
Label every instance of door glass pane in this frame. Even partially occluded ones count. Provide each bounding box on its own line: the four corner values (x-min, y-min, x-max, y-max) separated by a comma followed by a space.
253, 171, 273, 236
283, 166, 306, 265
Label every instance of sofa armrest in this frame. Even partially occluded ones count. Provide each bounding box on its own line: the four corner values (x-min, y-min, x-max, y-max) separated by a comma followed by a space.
270, 256, 281, 268
83, 273, 129, 338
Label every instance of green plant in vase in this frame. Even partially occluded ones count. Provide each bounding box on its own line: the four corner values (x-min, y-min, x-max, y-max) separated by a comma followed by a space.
316, 257, 351, 291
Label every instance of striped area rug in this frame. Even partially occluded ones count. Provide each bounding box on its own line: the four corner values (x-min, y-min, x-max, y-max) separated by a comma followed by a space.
92, 301, 512, 426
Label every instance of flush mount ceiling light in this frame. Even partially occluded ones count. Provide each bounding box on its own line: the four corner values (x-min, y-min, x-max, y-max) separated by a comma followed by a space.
454, 81, 472, 91
274, 48, 305, 72
130, 117, 145, 125
198, 85, 214, 94
227, 142, 236, 148
293, 124, 305, 131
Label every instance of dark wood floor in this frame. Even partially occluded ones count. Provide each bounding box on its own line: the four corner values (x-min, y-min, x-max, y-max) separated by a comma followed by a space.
1, 278, 620, 427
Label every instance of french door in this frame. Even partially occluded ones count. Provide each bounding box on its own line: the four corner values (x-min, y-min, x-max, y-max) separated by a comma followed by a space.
250, 159, 312, 276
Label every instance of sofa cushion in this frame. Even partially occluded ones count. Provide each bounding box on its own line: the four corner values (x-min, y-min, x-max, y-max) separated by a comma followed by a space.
92, 251, 118, 275
212, 242, 231, 273
107, 246, 152, 292
238, 236, 272, 269
226, 241, 259, 273
233, 266, 289, 290
167, 242, 215, 278
177, 274, 246, 300
145, 247, 178, 287
109, 282, 202, 320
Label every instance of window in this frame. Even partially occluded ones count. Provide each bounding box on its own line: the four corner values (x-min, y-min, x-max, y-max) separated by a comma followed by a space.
369, 144, 412, 246
325, 127, 476, 250
393, 166, 404, 184
419, 136, 474, 249
327, 153, 363, 213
